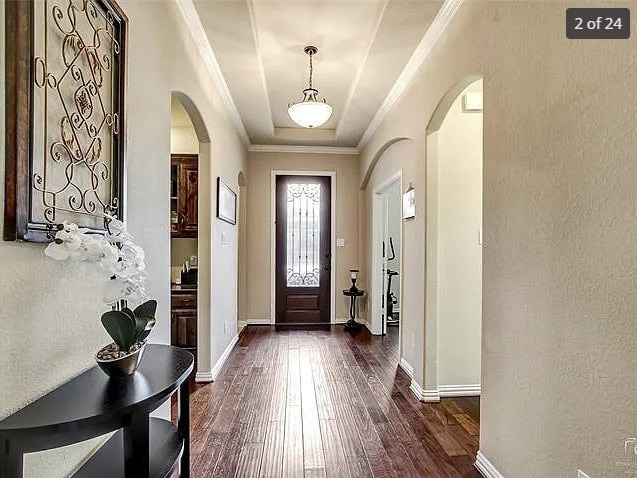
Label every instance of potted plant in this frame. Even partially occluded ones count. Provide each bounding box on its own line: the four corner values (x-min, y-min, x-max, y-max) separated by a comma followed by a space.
44, 216, 156, 378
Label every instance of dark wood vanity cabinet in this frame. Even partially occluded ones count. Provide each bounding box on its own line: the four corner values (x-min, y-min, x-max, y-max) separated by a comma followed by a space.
171, 286, 197, 357
171, 154, 198, 238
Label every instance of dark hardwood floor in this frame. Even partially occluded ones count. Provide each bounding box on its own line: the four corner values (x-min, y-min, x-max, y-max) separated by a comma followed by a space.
175, 325, 481, 477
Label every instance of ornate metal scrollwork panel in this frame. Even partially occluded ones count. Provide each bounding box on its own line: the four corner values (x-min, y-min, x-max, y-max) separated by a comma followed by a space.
4, 0, 126, 242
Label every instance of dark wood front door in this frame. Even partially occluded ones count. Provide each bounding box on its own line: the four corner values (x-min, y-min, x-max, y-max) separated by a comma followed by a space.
276, 175, 331, 324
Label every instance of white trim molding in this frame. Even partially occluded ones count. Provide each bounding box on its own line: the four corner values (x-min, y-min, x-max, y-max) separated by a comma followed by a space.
475, 451, 505, 478
439, 384, 481, 397
399, 358, 414, 379
195, 371, 214, 383
409, 379, 423, 400
249, 144, 359, 155
410, 379, 442, 402
174, 0, 250, 146
422, 388, 441, 402
246, 318, 273, 325
357, 0, 465, 150
201, 332, 240, 382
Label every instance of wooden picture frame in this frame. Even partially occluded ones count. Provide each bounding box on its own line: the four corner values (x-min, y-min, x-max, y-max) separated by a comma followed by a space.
216, 177, 237, 225
4, 0, 127, 242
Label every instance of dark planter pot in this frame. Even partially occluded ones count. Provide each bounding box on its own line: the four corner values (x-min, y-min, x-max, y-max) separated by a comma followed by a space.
95, 342, 146, 378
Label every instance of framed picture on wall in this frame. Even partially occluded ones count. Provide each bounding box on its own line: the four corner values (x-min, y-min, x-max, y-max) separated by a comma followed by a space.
403, 186, 415, 219
216, 177, 237, 225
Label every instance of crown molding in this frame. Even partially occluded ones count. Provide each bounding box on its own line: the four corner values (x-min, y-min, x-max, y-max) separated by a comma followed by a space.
249, 144, 359, 155
174, 0, 251, 146
357, 0, 464, 151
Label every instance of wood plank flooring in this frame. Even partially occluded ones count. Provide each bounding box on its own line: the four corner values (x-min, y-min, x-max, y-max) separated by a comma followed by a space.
176, 326, 481, 478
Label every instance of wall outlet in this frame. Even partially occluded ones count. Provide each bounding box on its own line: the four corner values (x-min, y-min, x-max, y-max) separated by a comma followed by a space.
336, 238, 346, 247
578, 470, 593, 478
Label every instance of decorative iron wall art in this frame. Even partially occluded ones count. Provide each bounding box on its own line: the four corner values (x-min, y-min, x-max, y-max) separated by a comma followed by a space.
4, 0, 127, 242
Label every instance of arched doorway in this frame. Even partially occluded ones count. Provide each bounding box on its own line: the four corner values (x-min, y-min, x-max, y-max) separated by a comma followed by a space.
170, 91, 213, 381
424, 77, 483, 401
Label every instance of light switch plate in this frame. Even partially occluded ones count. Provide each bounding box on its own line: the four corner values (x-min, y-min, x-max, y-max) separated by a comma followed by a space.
336, 238, 346, 247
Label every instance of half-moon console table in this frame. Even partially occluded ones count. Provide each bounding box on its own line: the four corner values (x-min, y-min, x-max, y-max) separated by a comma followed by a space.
0, 345, 194, 478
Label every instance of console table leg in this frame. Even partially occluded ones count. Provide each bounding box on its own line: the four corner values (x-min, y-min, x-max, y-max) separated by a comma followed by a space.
123, 412, 150, 478
178, 380, 190, 478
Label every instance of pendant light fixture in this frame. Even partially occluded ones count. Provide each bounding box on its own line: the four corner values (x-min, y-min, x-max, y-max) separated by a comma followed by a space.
287, 46, 332, 128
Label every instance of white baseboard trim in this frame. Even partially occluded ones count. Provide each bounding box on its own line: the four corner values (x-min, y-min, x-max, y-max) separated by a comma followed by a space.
422, 388, 441, 402
237, 320, 247, 329
195, 371, 214, 383
439, 384, 481, 397
409, 379, 442, 402
246, 318, 272, 325
409, 378, 423, 400
334, 317, 351, 324
206, 332, 240, 381
475, 451, 505, 478
399, 358, 414, 378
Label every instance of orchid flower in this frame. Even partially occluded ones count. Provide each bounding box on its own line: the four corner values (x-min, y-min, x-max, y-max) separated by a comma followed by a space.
44, 217, 148, 307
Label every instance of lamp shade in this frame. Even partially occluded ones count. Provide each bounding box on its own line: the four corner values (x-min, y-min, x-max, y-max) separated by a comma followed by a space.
288, 96, 332, 128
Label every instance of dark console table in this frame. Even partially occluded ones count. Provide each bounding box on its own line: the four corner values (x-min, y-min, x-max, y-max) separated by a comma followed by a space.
0, 345, 194, 478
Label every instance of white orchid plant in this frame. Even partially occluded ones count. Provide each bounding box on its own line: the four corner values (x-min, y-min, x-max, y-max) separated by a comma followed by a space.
44, 216, 149, 307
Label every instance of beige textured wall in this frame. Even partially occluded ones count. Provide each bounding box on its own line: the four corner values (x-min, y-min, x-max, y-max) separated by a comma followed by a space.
359, 1, 637, 476
246, 151, 359, 321
435, 84, 482, 388
0, 1, 246, 476
170, 125, 199, 155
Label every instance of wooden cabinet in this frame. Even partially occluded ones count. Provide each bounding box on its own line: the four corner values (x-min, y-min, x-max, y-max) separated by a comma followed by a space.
171, 287, 197, 356
170, 154, 198, 238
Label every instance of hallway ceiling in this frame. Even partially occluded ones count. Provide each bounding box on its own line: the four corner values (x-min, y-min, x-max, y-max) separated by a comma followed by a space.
193, 0, 443, 147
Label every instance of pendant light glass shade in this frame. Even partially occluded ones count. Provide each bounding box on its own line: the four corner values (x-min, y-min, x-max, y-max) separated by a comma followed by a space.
288, 88, 333, 128
287, 46, 332, 128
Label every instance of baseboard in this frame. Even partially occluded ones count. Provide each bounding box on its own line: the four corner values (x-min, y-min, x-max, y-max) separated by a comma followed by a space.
246, 318, 272, 325
399, 358, 414, 378
422, 388, 441, 402
409, 378, 423, 400
409, 379, 441, 402
207, 332, 240, 381
334, 317, 350, 324
475, 451, 505, 478
237, 320, 247, 329
439, 384, 481, 397
195, 371, 213, 383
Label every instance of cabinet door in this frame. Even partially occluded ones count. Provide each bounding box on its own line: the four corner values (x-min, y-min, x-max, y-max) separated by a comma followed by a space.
174, 311, 197, 348
180, 161, 198, 237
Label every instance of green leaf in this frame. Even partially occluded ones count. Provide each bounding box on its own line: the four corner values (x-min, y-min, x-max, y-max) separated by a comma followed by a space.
133, 300, 157, 320
101, 310, 137, 351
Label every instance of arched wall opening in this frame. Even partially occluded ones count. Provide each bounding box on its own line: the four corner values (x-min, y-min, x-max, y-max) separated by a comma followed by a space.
423, 76, 483, 401
170, 91, 213, 379
361, 137, 413, 371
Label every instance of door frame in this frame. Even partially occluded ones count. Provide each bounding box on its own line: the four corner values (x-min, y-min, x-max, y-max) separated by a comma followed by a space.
270, 170, 337, 325
371, 170, 403, 351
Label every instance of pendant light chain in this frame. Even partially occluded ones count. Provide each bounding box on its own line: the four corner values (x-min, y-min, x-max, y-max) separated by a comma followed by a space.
308, 50, 313, 90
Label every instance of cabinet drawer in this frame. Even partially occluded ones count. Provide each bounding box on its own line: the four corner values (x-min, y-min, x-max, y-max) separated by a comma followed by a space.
171, 292, 196, 308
